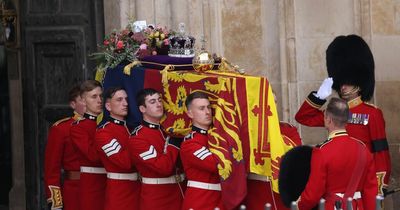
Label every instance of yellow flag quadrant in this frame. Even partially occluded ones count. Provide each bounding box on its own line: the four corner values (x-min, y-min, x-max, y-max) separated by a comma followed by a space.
247, 77, 285, 193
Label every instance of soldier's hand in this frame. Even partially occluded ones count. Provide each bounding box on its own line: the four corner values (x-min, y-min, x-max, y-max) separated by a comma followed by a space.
315, 77, 333, 100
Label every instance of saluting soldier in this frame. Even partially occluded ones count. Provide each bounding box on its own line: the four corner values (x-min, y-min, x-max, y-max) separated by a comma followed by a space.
44, 84, 85, 210
70, 80, 106, 210
95, 87, 140, 210
296, 98, 377, 210
295, 34, 391, 196
129, 88, 184, 210
180, 91, 224, 210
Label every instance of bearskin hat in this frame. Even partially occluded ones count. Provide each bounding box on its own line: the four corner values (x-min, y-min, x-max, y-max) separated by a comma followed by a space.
279, 145, 313, 208
326, 34, 375, 101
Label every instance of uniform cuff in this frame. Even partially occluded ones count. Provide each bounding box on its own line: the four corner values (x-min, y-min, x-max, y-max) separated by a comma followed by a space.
306, 91, 326, 108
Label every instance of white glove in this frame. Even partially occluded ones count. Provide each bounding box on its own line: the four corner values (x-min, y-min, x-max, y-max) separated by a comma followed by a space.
314, 77, 333, 100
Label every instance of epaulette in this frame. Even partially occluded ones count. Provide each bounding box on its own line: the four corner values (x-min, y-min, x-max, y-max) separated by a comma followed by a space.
97, 121, 110, 130
184, 132, 194, 141
131, 125, 143, 136
364, 102, 378, 109
53, 117, 71, 126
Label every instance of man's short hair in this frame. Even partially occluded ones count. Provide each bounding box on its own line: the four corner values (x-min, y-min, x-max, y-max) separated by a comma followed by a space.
136, 88, 160, 107
185, 91, 209, 109
104, 87, 125, 102
68, 84, 81, 102
325, 97, 349, 127
80, 80, 102, 96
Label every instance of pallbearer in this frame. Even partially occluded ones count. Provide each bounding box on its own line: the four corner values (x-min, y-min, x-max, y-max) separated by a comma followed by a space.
44, 84, 85, 210
129, 88, 184, 210
70, 80, 106, 210
95, 87, 140, 210
180, 91, 225, 210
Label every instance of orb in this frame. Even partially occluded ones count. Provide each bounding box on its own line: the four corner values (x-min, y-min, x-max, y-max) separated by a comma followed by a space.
192, 51, 214, 72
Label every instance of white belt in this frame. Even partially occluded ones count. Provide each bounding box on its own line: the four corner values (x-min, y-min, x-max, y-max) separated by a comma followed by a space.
247, 173, 270, 182
187, 180, 221, 191
80, 166, 106, 174
141, 173, 185, 184
107, 172, 139, 181
335, 191, 361, 199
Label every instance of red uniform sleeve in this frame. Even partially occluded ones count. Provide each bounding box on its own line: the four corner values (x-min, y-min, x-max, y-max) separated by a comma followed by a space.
95, 130, 132, 170
369, 108, 391, 192
287, 127, 302, 146
44, 125, 65, 199
362, 150, 379, 210
130, 136, 179, 176
298, 149, 326, 210
280, 122, 303, 146
295, 92, 325, 127
180, 141, 219, 173
70, 122, 98, 163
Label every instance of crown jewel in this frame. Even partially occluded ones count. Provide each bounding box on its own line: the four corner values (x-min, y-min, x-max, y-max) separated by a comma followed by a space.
168, 23, 195, 58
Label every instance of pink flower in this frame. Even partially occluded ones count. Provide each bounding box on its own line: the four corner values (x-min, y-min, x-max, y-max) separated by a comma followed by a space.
116, 40, 124, 49
140, 43, 147, 50
163, 39, 170, 45
103, 40, 109, 45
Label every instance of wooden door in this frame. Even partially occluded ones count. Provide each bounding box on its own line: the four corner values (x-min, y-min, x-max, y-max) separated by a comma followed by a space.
21, 0, 104, 209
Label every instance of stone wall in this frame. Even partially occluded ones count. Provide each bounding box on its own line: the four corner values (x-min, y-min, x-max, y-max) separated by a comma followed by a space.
104, 0, 400, 208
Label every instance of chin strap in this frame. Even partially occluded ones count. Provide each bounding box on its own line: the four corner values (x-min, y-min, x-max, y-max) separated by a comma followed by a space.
340, 86, 360, 99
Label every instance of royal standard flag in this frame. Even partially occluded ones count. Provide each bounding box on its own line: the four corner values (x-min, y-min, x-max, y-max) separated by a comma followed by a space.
100, 64, 293, 207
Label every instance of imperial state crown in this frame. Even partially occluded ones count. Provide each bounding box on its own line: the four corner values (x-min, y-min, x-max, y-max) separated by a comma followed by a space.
168, 23, 195, 58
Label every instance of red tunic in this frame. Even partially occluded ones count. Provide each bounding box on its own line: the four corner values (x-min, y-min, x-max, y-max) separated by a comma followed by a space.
295, 93, 391, 194
70, 113, 106, 210
180, 126, 224, 210
297, 130, 377, 210
243, 122, 302, 210
95, 117, 140, 210
44, 113, 81, 210
129, 121, 184, 210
